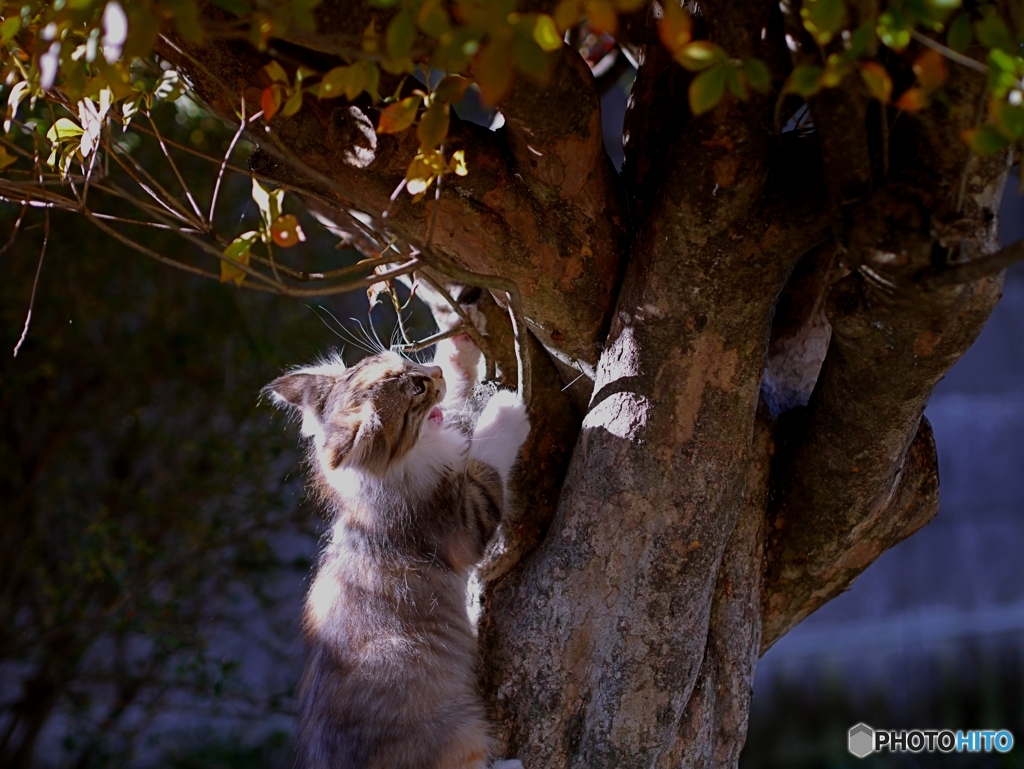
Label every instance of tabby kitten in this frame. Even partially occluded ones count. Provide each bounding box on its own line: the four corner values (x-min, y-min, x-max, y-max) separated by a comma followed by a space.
266, 332, 529, 769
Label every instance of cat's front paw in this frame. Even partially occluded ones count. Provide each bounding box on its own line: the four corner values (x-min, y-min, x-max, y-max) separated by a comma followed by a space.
435, 307, 486, 400
471, 390, 530, 481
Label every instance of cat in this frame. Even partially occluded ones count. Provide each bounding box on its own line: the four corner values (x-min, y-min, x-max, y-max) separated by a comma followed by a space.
265, 327, 529, 769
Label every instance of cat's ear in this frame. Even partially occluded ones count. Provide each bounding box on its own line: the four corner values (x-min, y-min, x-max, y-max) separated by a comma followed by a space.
264, 372, 336, 441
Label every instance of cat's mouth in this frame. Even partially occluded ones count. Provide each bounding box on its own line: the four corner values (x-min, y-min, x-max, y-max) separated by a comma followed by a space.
428, 406, 444, 425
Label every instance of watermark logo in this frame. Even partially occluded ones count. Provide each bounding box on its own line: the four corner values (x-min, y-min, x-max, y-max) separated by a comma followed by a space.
848, 724, 874, 758
848, 724, 1014, 757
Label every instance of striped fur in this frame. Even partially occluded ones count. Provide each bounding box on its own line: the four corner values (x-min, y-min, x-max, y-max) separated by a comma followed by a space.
265, 344, 529, 769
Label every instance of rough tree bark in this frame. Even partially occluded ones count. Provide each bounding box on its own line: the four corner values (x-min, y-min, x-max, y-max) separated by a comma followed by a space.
160, 0, 1013, 764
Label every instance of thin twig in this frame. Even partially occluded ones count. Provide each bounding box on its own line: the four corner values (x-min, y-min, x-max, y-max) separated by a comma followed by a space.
0, 203, 28, 256
415, 269, 494, 364
209, 97, 248, 224
146, 111, 206, 225
84, 209, 222, 281
90, 212, 202, 233
12, 208, 49, 357
921, 238, 1024, 288
104, 143, 198, 226
909, 30, 988, 75
391, 325, 460, 353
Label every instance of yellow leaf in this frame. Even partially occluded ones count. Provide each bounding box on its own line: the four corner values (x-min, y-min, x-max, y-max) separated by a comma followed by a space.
533, 14, 563, 52
659, 1, 692, 54
585, 0, 617, 34
859, 61, 892, 103
377, 96, 421, 134
0, 145, 17, 169
281, 87, 304, 117
263, 60, 288, 84
417, 99, 449, 150
675, 41, 727, 72
345, 60, 368, 100
317, 66, 349, 98
449, 149, 468, 176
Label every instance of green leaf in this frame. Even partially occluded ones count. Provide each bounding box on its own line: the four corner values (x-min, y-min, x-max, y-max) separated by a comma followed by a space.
153, 70, 182, 102
800, 0, 846, 45
46, 118, 84, 143
877, 9, 911, 50
290, 0, 320, 32
987, 49, 1019, 99
221, 231, 259, 285
742, 58, 771, 92
689, 63, 726, 115
724, 62, 747, 99
961, 125, 1010, 154
225, 230, 259, 260
786, 65, 824, 97
925, 0, 960, 22
513, 33, 548, 79
994, 103, 1024, 139
0, 15, 21, 44
675, 41, 728, 72
975, 12, 1013, 51
123, 4, 160, 59
386, 10, 415, 58
845, 22, 875, 58
946, 12, 972, 53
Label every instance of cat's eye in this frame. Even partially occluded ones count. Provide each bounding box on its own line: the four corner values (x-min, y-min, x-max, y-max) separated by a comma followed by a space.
411, 379, 425, 395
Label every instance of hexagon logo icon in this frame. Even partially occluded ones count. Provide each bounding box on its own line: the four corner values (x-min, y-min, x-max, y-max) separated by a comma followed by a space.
848, 723, 875, 758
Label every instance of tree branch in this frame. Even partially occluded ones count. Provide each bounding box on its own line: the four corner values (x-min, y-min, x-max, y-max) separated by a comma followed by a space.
762, 50, 1011, 650
157, 29, 625, 388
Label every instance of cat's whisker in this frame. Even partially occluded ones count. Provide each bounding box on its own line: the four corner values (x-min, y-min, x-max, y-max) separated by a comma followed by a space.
308, 305, 377, 357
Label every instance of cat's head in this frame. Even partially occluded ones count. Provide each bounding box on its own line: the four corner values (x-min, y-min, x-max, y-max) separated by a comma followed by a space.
265, 352, 446, 476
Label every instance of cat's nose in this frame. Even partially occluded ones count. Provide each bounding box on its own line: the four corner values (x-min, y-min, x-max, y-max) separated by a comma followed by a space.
424, 366, 443, 380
